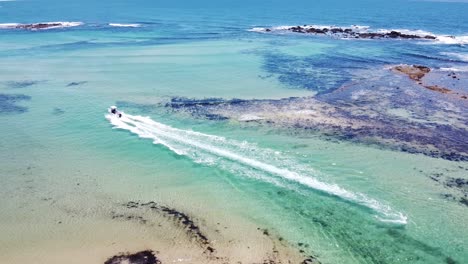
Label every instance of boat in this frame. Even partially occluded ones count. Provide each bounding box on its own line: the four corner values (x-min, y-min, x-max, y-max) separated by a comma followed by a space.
108, 106, 122, 118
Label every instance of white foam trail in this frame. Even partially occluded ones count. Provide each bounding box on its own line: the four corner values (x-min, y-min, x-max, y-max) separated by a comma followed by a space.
109, 23, 141, 28
434, 35, 468, 45
107, 112, 407, 224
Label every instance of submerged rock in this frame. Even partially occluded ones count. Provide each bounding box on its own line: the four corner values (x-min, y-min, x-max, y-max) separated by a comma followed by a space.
123, 201, 214, 253
104, 250, 161, 264
0, 93, 31, 114
66, 81, 87, 87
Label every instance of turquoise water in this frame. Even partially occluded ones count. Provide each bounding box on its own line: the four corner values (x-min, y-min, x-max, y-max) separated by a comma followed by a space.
1, 0, 467, 263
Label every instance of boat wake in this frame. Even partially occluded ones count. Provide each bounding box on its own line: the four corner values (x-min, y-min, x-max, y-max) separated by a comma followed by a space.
106, 112, 407, 225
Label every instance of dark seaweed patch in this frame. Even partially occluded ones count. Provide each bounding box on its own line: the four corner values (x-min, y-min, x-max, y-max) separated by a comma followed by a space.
386, 229, 456, 261
460, 197, 468, 206
166, 97, 248, 109
111, 211, 148, 225
260, 51, 378, 94
0, 93, 31, 114
116, 101, 160, 113
429, 172, 468, 206
301, 256, 320, 264
52, 108, 65, 115
104, 250, 161, 264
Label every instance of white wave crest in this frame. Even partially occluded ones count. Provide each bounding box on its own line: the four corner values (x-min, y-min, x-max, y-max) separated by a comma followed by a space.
0, 23, 20, 29
439, 66, 468, 72
376, 28, 434, 36
248, 27, 267, 32
109, 23, 141, 28
441, 52, 468, 62
434, 35, 468, 45
106, 112, 407, 225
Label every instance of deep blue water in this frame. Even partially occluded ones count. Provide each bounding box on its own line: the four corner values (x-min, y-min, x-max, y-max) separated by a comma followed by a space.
1, 0, 467, 96
1, 0, 468, 34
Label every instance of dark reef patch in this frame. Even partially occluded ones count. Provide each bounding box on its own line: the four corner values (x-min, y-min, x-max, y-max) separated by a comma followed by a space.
66, 81, 88, 87
104, 250, 161, 264
261, 52, 355, 94
5, 80, 41, 89
123, 201, 214, 254
428, 172, 468, 207
161, 65, 468, 161
0, 93, 31, 114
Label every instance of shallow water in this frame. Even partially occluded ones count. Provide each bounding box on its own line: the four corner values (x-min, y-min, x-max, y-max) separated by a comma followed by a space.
1, 0, 467, 263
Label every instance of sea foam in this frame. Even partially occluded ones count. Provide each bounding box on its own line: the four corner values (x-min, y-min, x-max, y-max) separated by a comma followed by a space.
441, 52, 468, 62
107, 112, 408, 225
109, 23, 141, 28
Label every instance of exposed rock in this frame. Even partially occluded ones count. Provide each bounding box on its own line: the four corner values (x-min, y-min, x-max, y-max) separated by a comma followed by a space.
104, 250, 161, 264
255, 25, 439, 41
19, 23, 64, 30
392, 65, 461, 96
1, 22, 83, 30
424, 85, 452, 94
393, 65, 431, 82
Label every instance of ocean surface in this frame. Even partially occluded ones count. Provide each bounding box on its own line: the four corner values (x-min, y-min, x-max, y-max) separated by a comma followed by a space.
0, 0, 467, 263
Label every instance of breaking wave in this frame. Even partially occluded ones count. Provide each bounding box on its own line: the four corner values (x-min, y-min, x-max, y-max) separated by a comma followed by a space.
441, 52, 468, 62
107, 111, 408, 225
108, 23, 141, 28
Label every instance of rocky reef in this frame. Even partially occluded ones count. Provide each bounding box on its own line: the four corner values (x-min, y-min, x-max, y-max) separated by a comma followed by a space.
392, 65, 466, 98
156, 65, 468, 161
253, 25, 440, 40
0, 22, 83, 30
